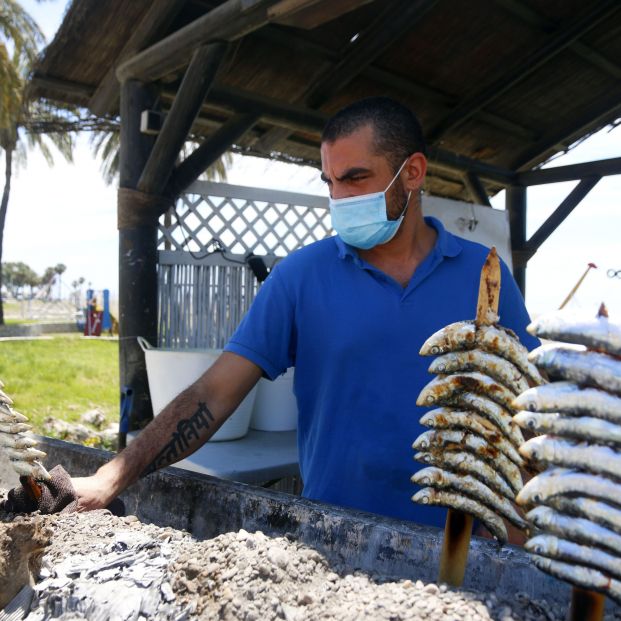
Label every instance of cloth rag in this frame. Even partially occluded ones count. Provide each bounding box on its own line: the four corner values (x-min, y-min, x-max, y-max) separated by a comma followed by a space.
1, 465, 124, 516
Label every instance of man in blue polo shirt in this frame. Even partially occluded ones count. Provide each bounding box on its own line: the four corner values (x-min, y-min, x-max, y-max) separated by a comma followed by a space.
71, 98, 537, 528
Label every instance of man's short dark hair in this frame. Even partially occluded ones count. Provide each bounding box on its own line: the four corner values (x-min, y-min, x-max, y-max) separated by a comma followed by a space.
321, 97, 427, 172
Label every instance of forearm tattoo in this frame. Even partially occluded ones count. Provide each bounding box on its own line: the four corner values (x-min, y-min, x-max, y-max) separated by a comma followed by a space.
141, 401, 214, 477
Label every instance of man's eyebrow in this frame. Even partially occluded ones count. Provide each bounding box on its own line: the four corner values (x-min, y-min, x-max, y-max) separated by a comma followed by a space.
321, 167, 372, 183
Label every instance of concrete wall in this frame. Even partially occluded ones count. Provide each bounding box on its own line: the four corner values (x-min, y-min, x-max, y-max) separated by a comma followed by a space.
28, 436, 620, 612
0, 323, 77, 337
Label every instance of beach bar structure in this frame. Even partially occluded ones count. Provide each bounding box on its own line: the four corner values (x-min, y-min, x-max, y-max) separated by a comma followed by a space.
29, 0, 621, 431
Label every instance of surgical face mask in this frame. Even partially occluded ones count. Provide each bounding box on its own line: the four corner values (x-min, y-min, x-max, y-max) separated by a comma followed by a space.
329, 158, 412, 250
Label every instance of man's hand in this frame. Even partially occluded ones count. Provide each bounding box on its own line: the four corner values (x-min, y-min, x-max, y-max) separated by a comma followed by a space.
71, 474, 118, 512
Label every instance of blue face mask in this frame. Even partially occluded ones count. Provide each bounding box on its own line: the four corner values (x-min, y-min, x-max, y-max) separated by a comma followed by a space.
329, 158, 411, 250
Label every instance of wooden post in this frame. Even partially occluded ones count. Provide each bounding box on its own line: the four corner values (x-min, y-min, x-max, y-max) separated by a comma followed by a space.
438, 247, 501, 587
507, 184, 527, 296
118, 80, 160, 441
568, 587, 605, 621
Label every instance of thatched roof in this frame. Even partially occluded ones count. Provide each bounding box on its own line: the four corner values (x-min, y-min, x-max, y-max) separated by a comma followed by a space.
30, 0, 621, 202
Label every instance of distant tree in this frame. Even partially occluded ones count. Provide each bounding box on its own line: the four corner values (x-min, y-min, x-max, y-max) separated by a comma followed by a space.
2, 260, 38, 297
54, 262, 65, 299
40, 265, 56, 300
90, 129, 232, 185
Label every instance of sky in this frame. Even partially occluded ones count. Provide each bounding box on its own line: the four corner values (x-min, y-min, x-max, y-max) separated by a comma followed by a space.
4, 0, 621, 318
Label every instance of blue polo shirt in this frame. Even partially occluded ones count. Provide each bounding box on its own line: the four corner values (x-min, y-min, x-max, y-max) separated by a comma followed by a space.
225, 217, 538, 526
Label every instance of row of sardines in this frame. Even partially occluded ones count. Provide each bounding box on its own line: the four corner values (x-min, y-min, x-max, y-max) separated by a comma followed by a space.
0, 380, 50, 481
412, 306, 621, 603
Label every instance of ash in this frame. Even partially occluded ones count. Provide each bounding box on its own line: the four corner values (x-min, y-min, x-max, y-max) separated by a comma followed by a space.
1, 506, 619, 621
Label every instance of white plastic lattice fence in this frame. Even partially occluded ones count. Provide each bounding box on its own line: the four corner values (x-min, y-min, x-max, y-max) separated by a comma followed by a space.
157, 181, 331, 349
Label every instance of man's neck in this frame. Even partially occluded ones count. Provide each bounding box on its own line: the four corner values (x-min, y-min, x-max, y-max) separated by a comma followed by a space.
358, 211, 437, 287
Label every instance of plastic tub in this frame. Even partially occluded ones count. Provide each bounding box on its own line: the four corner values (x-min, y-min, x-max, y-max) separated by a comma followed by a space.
137, 337, 256, 441
250, 368, 297, 431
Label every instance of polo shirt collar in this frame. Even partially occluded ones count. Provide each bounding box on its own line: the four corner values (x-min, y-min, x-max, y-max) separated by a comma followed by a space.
334, 216, 463, 260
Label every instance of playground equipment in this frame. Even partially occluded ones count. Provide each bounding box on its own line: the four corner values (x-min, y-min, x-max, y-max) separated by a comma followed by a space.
83, 289, 115, 336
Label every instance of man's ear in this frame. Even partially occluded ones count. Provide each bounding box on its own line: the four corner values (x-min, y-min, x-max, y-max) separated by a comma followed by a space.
403, 152, 427, 192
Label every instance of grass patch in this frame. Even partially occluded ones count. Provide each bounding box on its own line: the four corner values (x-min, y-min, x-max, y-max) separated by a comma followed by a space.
0, 335, 119, 432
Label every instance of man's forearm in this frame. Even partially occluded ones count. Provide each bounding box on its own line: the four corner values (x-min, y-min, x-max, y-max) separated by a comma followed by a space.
93, 384, 227, 500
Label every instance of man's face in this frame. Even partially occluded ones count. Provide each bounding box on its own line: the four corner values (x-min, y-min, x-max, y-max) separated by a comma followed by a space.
320, 124, 409, 221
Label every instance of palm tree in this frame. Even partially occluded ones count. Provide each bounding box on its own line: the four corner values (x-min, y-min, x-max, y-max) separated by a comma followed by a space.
0, 1, 74, 324
90, 130, 232, 186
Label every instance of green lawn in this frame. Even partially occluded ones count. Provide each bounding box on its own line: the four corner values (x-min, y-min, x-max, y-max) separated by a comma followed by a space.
0, 335, 119, 433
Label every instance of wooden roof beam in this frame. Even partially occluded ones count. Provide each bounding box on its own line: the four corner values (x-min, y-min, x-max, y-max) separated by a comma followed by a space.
254, 0, 439, 152
116, 0, 278, 83
426, 0, 621, 143
254, 26, 538, 142
522, 177, 601, 260
512, 94, 621, 171
493, 0, 621, 80
28, 74, 516, 186
515, 156, 621, 186
462, 172, 491, 206
168, 113, 259, 196
138, 42, 229, 196
89, 0, 186, 116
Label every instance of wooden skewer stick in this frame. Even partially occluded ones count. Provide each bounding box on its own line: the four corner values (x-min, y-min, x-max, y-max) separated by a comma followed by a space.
438, 246, 501, 586
568, 587, 605, 621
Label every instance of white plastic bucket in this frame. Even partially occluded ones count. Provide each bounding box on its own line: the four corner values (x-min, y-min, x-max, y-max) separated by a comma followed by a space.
137, 337, 256, 441
250, 368, 297, 432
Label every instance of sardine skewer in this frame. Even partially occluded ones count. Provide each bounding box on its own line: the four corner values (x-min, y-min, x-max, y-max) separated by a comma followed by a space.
529, 345, 621, 396
428, 350, 529, 395
529, 555, 621, 605
0, 405, 29, 422
420, 408, 524, 466
0, 432, 39, 449
520, 436, 621, 481
413, 430, 523, 494
527, 506, 621, 557
517, 468, 621, 509
413, 487, 508, 543
526, 535, 621, 582
513, 382, 621, 422
411, 467, 527, 529
0, 422, 32, 434
527, 311, 621, 357
417, 372, 518, 411
429, 391, 524, 448
415, 449, 515, 500
420, 321, 544, 385
514, 411, 621, 447
546, 496, 621, 536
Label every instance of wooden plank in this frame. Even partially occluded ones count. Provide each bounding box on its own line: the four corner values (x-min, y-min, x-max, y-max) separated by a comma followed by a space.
116, 0, 277, 83
138, 42, 228, 196
89, 0, 186, 116
269, 0, 374, 29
